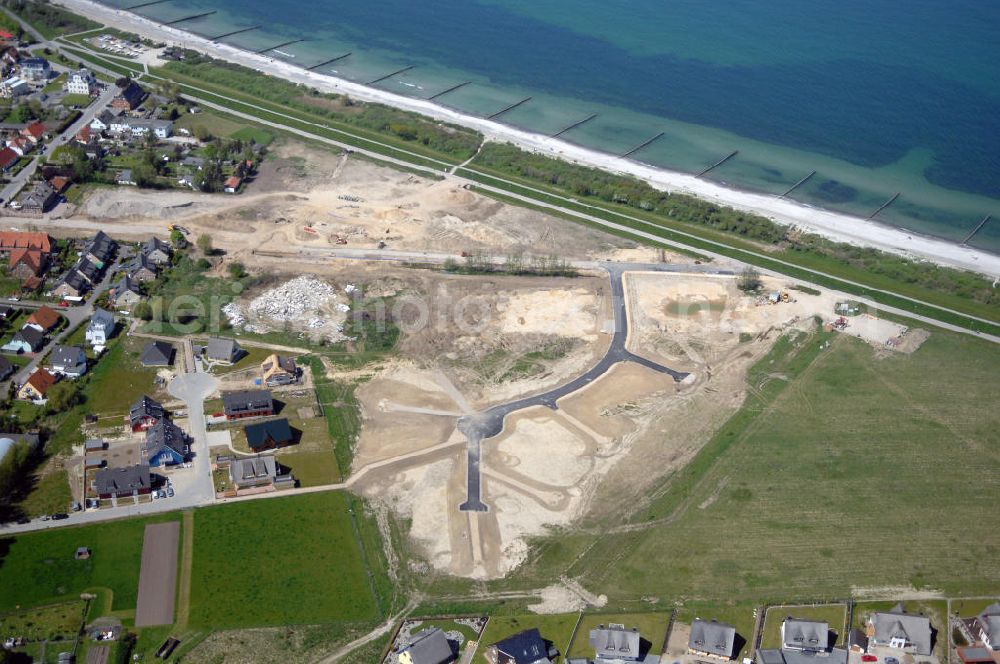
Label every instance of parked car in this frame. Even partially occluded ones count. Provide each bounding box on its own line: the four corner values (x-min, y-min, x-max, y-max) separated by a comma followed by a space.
51, 513, 69, 520
15, 516, 30, 524
166, 486, 174, 498
71, 501, 81, 512
41, 514, 51, 521
152, 491, 159, 500
862, 656, 878, 662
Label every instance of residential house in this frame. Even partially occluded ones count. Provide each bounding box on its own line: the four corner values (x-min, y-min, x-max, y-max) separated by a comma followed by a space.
142, 418, 188, 466
127, 118, 172, 139
48, 344, 87, 378
846, 630, 868, 654
222, 389, 274, 421
15, 179, 57, 213
127, 252, 158, 282
0, 355, 13, 381
589, 624, 642, 662
19, 56, 49, 82
84, 230, 117, 267
0, 75, 29, 97
973, 602, 1000, 650
75, 124, 92, 144
111, 79, 146, 110
756, 650, 847, 664
7, 135, 33, 156
244, 418, 293, 452
20, 120, 45, 144
227, 455, 292, 490
17, 367, 56, 401
85, 308, 116, 347
65, 68, 97, 95
223, 175, 242, 193
397, 627, 454, 664
141, 237, 172, 265
782, 619, 828, 653
89, 108, 119, 133
129, 395, 164, 432
0, 231, 51, 256
2, 325, 45, 353
93, 464, 151, 500
8, 247, 46, 280
957, 647, 994, 664
0, 146, 18, 171
52, 269, 88, 299
108, 274, 142, 308
483, 628, 552, 664
688, 619, 737, 660
206, 336, 242, 364
261, 354, 298, 386
139, 340, 174, 367
76, 257, 102, 285
25, 305, 60, 333
866, 604, 932, 655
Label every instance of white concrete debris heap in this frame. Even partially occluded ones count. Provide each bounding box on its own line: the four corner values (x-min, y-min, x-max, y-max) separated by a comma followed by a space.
223, 276, 350, 341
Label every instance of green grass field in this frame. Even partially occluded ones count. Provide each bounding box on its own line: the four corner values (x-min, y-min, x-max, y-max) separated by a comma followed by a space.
503, 327, 1000, 604
566, 612, 670, 659
0, 515, 181, 612
0, 601, 87, 641
478, 613, 579, 664
82, 335, 162, 416
187, 491, 380, 628
760, 605, 847, 649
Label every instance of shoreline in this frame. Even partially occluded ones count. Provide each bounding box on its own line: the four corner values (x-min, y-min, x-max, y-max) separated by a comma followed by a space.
55, 0, 1000, 277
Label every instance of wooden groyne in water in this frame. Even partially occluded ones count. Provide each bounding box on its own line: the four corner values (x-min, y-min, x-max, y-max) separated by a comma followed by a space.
552, 113, 597, 138
305, 51, 351, 68
867, 192, 900, 220
255, 39, 304, 54
487, 97, 532, 120
126, 0, 172, 10
428, 81, 471, 101
697, 150, 738, 177
211, 25, 260, 41
779, 170, 816, 198
962, 215, 992, 245
367, 66, 414, 86
165, 10, 216, 26
621, 132, 664, 158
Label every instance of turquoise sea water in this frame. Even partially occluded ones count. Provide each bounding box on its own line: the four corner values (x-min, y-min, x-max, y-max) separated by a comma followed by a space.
100, 0, 1000, 253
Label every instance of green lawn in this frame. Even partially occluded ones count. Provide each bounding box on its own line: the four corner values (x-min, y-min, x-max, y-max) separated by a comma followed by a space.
61, 92, 93, 107
18, 468, 74, 518
230, 125, 274, 145
175, 110, 246, 138
761, 604, 847, 649
0, 600, 87, 641
567, 612, 669, 659
0, 514, 181, 612
508, 327, 1000, 603
478, 613, 579, 664
187, 491, 381, 628
204, 344, 273, 375
82, 334, 162, 417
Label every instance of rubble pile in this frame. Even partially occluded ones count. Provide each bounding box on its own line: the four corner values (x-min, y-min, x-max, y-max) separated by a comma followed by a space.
222, 276, 351, 341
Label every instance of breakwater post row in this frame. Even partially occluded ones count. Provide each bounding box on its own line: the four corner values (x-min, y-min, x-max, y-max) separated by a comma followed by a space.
210, 25, 260, 41
487, 96, 532, 120
552, 113, 598, 138
779, 170, 816, 198
697, 150, 739, 177
867, 192, 900, 220
126, 0, 172, 10
962, 216, 992, 245
428, 80, 471, 101
165, 10, 216, 26
621, 131, 665, 158
305, 51, 351, 69
255, 39, 305, 54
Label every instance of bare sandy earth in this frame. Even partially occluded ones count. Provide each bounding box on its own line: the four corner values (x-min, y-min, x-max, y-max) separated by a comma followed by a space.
55, 0, 1000, 276
134, 521, 180, 627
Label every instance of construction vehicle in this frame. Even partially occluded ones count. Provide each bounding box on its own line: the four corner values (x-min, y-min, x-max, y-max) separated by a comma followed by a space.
334, 236, 347, 245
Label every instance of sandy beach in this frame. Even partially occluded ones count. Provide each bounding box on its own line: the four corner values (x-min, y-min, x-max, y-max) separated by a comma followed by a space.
55, 0, 1000, 277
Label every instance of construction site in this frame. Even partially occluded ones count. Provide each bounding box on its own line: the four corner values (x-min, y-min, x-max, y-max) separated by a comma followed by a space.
48, 138, 931, 581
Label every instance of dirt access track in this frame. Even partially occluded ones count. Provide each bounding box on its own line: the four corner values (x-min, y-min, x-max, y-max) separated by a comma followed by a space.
134, 521, 180, 627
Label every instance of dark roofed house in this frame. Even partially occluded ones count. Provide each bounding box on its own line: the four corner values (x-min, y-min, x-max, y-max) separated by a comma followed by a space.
867, 604, 932, 655
0, 355, 12, 381
111, 79, 146, 110
590, 624, 642, 662
397, 627, 455, 664
957, 647, 995, 664
262, 354, 298, 386
223, 389, 274, 420
756, 650, 848, 664
93, 464, 151, 499
53, 269, 88, 299
127, 252, 158, 282
689, 619, 737, 660
142, 236, 172, 265
206, 336, 243, 364
140, 341, 174, 367
244, 418, 293, 451
143, 419, 188, 466
483, 628, 552, 664
85, 230, 117, 266
847, 629, 868, 654
782, 619, 829, 653
16, 179, 57, 213
48, 344, 87, 378
973, 602, 1000, 650
2, 325, 45, 353
109, 274, 142, 308
130, 395, 164, 432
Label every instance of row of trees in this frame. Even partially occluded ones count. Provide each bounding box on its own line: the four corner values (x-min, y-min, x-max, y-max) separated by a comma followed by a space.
444, 251, 577, 277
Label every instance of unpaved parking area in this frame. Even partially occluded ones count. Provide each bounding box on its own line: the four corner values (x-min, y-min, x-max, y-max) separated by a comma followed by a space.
135, 521, 180, 627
